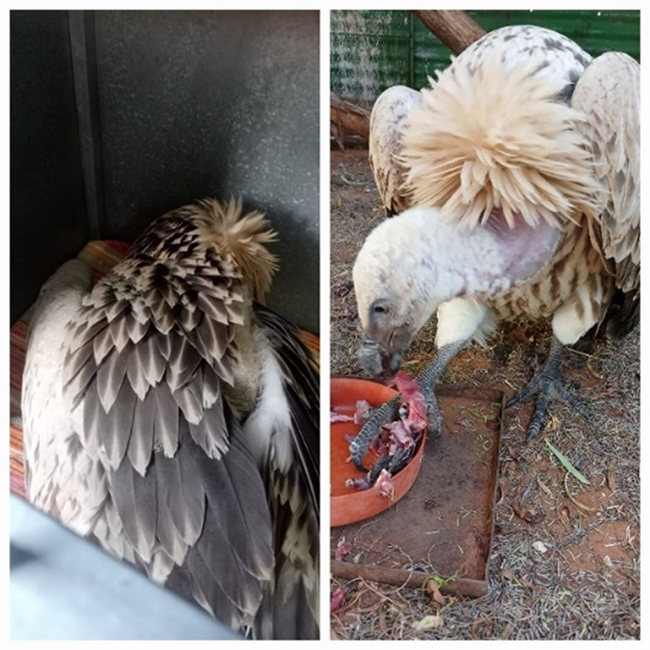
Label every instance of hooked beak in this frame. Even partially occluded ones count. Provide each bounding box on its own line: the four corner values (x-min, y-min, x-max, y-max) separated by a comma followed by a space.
358, 330, 408, 380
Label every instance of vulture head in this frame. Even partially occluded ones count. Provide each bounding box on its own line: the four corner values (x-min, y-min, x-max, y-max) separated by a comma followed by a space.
353, 205, 564, 379
353, 210, 440, 378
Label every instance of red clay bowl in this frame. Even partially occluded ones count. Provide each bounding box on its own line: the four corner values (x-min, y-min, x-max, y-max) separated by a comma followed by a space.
331, 377, 427, 527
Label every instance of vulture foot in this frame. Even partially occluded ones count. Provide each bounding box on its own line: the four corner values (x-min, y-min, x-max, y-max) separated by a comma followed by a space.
423, 387, 443, 440
349, 395, 401, 472
366, 446, 413, 485
506, 338, 590, 440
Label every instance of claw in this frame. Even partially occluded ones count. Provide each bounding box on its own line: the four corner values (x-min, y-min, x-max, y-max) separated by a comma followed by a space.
365, 447, 413, 487
387, 447, 413, 474
506, 337, 591, 440
367, 455, 391, 484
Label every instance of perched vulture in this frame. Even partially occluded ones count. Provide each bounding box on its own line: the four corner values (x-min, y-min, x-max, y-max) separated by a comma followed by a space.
22, 199, 319, 639
352, 25, 639, 464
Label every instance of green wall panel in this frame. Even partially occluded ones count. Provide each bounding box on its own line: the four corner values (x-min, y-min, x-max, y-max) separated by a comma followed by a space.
331, 10, 640, 105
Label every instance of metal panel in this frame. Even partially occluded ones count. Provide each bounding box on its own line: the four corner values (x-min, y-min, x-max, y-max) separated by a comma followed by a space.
11, 496, 241, 639
332, 10, 640, 103
331, 10, 412, 107
10, 11, 89, 324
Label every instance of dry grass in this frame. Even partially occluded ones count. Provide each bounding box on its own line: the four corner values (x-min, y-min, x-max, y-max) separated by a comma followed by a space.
330, 148, 640, 641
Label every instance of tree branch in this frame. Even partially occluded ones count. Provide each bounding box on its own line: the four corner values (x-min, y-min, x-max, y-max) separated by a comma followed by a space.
413, 10, 486, 54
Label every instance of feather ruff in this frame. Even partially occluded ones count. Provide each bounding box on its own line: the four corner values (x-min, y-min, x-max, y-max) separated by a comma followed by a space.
402, 50, 605, 230
194, 198, 278, 302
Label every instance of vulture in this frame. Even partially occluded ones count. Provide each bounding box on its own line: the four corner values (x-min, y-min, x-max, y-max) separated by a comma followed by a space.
351, 25, 639, 465
21, 198, 319, 639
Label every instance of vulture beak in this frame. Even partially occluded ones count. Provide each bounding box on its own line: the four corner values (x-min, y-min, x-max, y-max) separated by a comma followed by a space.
358, 327, 410, 381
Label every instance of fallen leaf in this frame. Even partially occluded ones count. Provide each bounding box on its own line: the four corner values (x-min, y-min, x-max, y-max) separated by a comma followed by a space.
520, 577, 535, 591
513, 505, 545, 525
502, 568, 515, 581
425, 579, 446, 607
378, 605, 388, 634
471, 617, 494, 639
587, 359, 603, 380
506, 445, 520, 461
496, 478, 508, 506
500, 622, 513, 639
543, 413, 560, 433
334, 282, 351, 297
475, 533, 489, 562
606, 461, 617, 492
558, 504, 571, 530
532, 541, 548, 554
564, 472, 598, 513
536, 475, 553, 498
412, 614, 444, 631
330, 586, 348, 613
545, 439, 589, 485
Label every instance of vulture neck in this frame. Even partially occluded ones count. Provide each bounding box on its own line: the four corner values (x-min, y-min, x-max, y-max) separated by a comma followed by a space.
398, 206, 559, 311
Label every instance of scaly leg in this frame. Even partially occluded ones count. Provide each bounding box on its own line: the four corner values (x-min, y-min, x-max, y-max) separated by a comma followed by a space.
506, 336, 590, 440
349, 340, 468, 472
349, 394, 401, 472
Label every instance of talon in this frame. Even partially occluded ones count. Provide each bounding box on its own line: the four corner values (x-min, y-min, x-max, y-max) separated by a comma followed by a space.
507, 338, 591, 440
367, 455, 391, 484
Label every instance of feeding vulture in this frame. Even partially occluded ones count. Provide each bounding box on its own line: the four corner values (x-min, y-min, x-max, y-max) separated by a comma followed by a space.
351, 25, 639, 466
21, 199, 319, 639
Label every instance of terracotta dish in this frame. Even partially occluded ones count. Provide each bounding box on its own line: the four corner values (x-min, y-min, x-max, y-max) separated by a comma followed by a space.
331, 377, 427, 527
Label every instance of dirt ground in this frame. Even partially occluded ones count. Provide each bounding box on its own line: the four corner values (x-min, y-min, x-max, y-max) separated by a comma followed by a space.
329, 148, 640, 640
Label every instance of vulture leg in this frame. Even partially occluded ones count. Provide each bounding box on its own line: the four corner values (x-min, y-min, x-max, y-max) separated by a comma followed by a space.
349, 340, 467, 474
416, 340, 469, 439
506, 336, 590, 440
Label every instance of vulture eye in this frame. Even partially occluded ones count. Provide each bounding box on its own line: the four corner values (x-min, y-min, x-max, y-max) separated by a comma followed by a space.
372, 301, 389, 315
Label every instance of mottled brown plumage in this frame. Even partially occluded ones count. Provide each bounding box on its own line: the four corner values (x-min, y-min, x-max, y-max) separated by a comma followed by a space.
369, 85, 422, 216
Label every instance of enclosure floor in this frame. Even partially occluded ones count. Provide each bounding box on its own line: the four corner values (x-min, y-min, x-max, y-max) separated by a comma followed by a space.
332, 387, 502, 590
330, 147, 640, 641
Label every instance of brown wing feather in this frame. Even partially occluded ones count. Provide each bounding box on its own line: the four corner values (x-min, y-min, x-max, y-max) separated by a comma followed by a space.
369, 85, 422, 215
571, 52, 640, 336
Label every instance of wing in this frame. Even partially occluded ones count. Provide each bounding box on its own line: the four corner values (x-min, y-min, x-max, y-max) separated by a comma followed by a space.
249, 306, 320, 639
60, 215, 274, 631
571, 52, 640, 336
369, 85, 422, 216
22, 260, 102, 529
